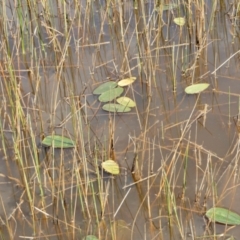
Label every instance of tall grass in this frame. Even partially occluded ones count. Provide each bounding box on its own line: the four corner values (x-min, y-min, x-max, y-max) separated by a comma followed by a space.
0, 0, 239, 239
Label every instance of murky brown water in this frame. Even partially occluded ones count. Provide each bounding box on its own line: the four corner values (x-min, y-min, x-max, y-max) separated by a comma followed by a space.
1, 0, 240, 239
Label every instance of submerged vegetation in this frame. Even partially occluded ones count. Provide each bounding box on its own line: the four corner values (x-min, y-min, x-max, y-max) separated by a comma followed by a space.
0, 0, 240, 239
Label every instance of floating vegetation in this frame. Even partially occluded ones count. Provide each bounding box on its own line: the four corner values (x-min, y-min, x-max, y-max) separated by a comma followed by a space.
117, 77, 136, 87
155, 3, 179, 12
116, 97, 136, 107
101, 160, 120, 175
98, 87, 124, 102
102, 103, 131, 113
93, 77, 136, 112
206, 207, 240, 225
83, 235, 99, 240
174, 17, 186, 26
2, 0, 239, 239
42, 135, 75, 148
162, 3, 179, 11
93, 81, 117, 95
185, 83, 209, 94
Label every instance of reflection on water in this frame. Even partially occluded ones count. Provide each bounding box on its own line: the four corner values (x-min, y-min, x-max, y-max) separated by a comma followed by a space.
0, 0, 240, 239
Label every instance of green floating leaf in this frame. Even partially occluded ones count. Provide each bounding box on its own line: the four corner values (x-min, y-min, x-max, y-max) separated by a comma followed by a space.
42, 135, 75, 148
117, 77, 136, 87
185, 83, 209, 94
116, 97, 136, 108
83, 235, 99, 240
101, 160, 120, 175
174, 17, 186, 26
102, 103, 131, 113
162, 4, 179, 11
206, 207, 240, 225
155, 3, 179, 12
93, 81, 117, 95
99, 87, 124, 102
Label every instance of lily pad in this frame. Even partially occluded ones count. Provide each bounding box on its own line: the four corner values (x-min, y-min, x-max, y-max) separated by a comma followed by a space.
101, 160, 120, 175
162, 4, 179, 11
117, 77, 136, 87
83, 235, 98, 240
83, 236, 99, 240
185, 83, 209, 94
102, 103, 131, 113
174, 17, 186, 26
116, 97, 136, 108
155, 3, 179, 12
99, 87, 124, 102
93, 81, 117, 95
206, 207, 240, 225
42, 135, 75, 148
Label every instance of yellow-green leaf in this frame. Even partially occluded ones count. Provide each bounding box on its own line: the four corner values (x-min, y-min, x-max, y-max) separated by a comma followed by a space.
117, 77, 136, 87
116, 97, 136, 107
99, 87, 124, 102
101, 160, 120, 175
93, 81, 117, 95
206, 207, 240, 225
83, 235, 99, 240
155, 3, 179, 12
42, 135, 75, 148
102, 103, 131, 113
185, 83, 209, 94
162, 4, 179, 11
174, 17, 185, 26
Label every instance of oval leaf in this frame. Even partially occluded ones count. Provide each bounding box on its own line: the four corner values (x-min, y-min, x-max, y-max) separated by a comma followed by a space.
99, 87, 124, 102
155, 3, 179, 12
206, 207, 240, 225
101, 160, 120, 175
174, 17, 185, 26
93, 81, 117, 95
102, 103, 131, 113
185, 83, 209, 94
42, 135, 75, 148
83, 235, 99, 240
116, 97, 136, 107
117, 77, 136, 87
162, 4, 179, 11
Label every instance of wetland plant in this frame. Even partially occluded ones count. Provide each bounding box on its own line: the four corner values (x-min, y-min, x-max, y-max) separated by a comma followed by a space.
0, 0, 239, 239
